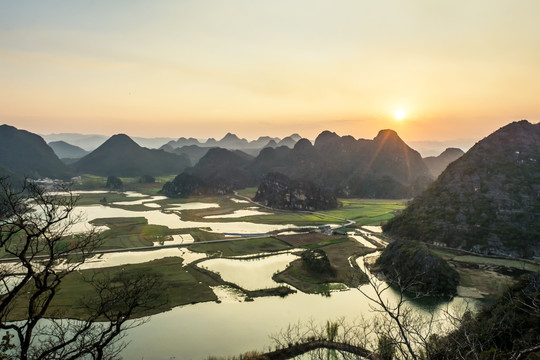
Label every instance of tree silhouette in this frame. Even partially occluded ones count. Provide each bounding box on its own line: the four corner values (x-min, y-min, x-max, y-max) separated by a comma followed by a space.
0, 177, 162, 360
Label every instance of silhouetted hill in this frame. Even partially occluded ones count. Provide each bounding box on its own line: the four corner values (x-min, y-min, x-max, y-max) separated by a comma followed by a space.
252, 136, 280, 148
48, 141, 89, 160
0, 125, 73, 180
160, 148, 254, 196
423, 147, 464, 177
384, 120, 540, 258
169, 145, 211, 165
131, 136, 174, 149
73, 134, 190, 177
263, 139, 278, 148
162, 137, 201, 149
219, 133, 249, 148
187, 147, 253, 183
253, 172, 338, 211
163, 133, 297, 152
276, 136, 298, 148
41, 133, 108, 151
249, 130, 432, 198
42, 133, 174, 151
162, 129, 432, 199
289, 133, 302, 142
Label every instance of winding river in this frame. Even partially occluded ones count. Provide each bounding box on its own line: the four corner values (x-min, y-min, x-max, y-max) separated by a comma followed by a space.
120, 251, 474, 360
24, 192, 476, 359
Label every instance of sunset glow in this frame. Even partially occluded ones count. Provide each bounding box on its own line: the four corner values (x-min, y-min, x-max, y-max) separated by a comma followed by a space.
1, 1, 539, 142
394, 109, 407, 121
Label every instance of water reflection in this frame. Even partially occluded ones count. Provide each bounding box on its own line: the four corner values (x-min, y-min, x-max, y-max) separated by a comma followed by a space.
199, 252, 298, 290
69, 205, 297, 234
120, 252, 475, 360
203, 208, 271, 219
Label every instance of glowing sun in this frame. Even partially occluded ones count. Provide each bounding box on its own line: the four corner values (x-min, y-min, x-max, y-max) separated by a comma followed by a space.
394, 108, 407, 121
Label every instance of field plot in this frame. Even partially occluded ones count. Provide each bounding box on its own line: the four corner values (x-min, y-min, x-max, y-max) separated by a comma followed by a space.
320, 199, 407, 225
188, 237, 292, 256
5, 257, 217, 320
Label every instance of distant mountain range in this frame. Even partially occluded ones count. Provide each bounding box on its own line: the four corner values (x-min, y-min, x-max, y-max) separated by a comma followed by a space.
48, 141, 90, 160
162, 132, 302, 151
41, 132, 304, 153
162, 129, 436, 199
423, 147, 465, 178
40, 133, 109, 152
3, 124, 470, 202
5, 120, 539, 257
72, 134, 191, 177
383, 120, 540, 258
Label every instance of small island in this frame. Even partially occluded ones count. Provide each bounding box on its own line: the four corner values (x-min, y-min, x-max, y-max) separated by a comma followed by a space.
373, 239, 460, 297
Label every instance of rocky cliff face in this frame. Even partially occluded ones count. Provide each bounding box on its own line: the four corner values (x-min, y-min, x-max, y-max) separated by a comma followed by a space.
384, 120, 540, 258
253, 173, 339, 211
160, 173, 232, 197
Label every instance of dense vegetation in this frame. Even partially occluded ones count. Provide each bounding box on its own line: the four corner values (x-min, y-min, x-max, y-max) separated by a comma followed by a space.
300, 248, 335, 275
374, 240, 460, 297
425, 274, 540, 360
384, 120, 540, 258
253, 172, 339, 211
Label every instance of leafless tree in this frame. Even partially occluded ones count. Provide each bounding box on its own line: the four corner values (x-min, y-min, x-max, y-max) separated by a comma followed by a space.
356, 265, 447, 360
0, 177, 163, 360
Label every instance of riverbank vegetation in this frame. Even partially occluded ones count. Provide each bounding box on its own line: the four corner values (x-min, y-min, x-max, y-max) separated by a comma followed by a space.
5, 257, 216, 321
5, 178, 539, 358
273, 238, 371, 294
373, 240, 460, 297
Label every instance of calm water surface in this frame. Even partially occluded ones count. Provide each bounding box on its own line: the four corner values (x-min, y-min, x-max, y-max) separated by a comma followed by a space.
63, 197, 471, 359
120, 251, 473, 360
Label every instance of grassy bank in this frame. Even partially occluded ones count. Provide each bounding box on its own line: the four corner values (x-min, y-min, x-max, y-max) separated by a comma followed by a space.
273, 238, 372, 294
89, 217, 223, 250
188, 237, 292, 256
7, 257, 217, 320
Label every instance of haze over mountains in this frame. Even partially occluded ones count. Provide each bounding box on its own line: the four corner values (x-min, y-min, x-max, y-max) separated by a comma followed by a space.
2, 123, 465, 197
48, 141, 90, 161
3, 119, 539, 258
423, 148, 465, 178
71, 134, 191, 177
162, 132, 302, 150
384, 120, 540, 258
161, 129, 438, 199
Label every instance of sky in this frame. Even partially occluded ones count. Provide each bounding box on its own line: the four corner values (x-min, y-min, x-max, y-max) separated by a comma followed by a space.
1, 0, 540, 143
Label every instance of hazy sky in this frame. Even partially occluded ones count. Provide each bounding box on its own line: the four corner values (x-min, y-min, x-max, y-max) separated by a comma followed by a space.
1, 1, 539, 141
